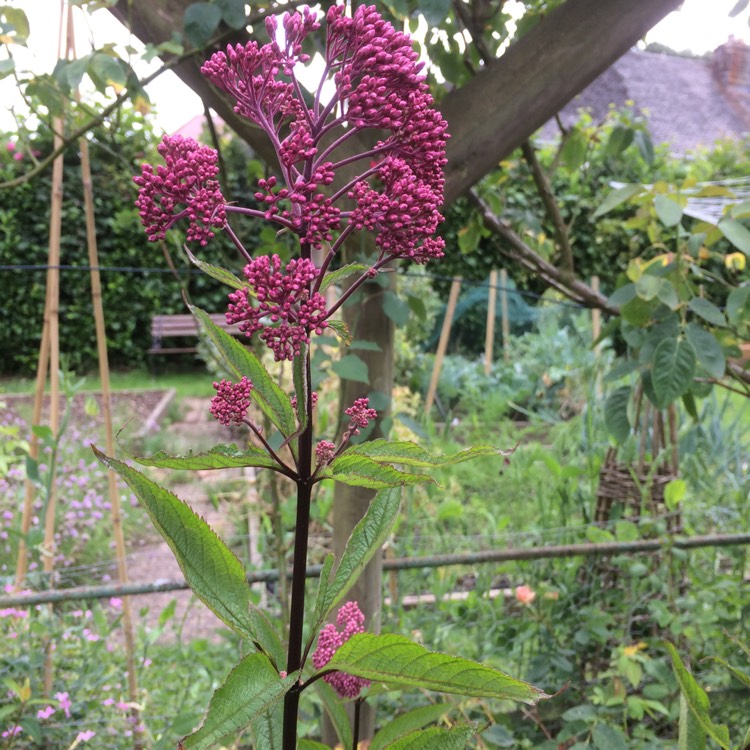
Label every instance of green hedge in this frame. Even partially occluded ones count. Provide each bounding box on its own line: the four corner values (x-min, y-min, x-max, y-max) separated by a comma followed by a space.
0, 111, 260, 375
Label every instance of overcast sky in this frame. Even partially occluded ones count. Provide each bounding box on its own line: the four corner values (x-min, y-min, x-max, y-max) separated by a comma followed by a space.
1, 0, 749, 134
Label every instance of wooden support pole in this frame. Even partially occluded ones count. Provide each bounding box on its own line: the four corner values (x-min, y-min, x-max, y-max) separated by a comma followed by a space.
500, 269, 510, 362
79, 130, 143, 748
591, 276, 601, 396
484, 269, 498, 375
424, 277, 461, 416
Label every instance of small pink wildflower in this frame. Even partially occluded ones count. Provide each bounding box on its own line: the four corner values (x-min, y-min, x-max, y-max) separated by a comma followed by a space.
1, 726, 22, 739
55, 691, 72, 718
209, 376, 254, 426
75, 730, 96, 742
12, 151, 23, 162
109, 597, 122, 610
344, 398, 377, 434
312, 601, 370, 698
514, 585, 536, 606
37, 705, 56, 720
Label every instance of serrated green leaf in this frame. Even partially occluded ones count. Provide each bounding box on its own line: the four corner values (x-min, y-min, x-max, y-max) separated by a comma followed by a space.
293, 346, 308, 432
320, 263, 369, 292
654, 194, 683, 227
604, 386, 631, 444
322, 633, 546, 703
180, 654, 296, 750
592, 185, 643, 219
185, 247, 248, 291
686, 324, 725, 379
318, 488, 401, 623
331, 354, 370, 384
249, 703, 283, 750
183, 2, 222, 47
312, 553, 336, 630
371, 704, 452, 750
298, 741, 330, 750
134, 443, 284, 472
665, 642, 730, 750
651, 339, 696, 407
93, 448, 279, 655
705, 656, 750, 690
688, 298, 726, 327
342, 439, 500, 468
327, 454, 434, 489
189, 305, 296, 437
314, 679, 353, 750
718, 218, 750, 255
383, 724, 475, 750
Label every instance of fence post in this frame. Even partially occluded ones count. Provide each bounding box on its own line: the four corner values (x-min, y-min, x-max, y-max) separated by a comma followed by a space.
485, 270, 498, 375
500, 269, 510, 362
424, 277, 462, 416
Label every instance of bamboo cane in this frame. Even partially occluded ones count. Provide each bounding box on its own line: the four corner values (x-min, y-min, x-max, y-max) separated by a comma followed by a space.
484, 269, 497, 375
79, 121, 143, 749
424, 277, 461, 415
500, 269, 510, 362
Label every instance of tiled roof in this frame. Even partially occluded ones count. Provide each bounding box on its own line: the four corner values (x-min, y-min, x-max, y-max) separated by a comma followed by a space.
538, 46, 750, 155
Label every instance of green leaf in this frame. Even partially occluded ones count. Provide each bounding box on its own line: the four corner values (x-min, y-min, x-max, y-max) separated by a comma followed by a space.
185, 247, 247, 291
718, 218, 750, 256
654, 194, 683, 227
0, 59, 15, 79
657, 281, 679, 311
651, 338, 696, 407
216, 0, 247, 29
634, 129, 654, 165
88, 53, 127, 93
665, 642, 730, 750
248, 703, 282, 750
298, 741, 331, 750
560, 129, 587, 170
705, 656, 750, 690
322, 633, 547, 704
419, 0, 453, 28
293, 346, 308, 432
688, 298, 726, 327
371, 704, 452, 750
686, 324, 725, 379
607, 283, 637, 308
327, 318, 353, 345
189, 305, 296, 437
635, 274, 662, 301
0, 7, 30, 42
606, 125, 634, 155
679, 691, 707, 750
317, 488, 401, 623
183, 2, 222, 47
592, 724, 628, 750
331, 354, 370, 384
382, 724, 475, 750
135, 443, 284, 472
682, 391, 699, 420
179, 654, 296, 750
342, 439, 500, 468
93, 449, 280, 655
592, 185, 643, 219
383, 291, 410, 326
327, 454, 434, 489
604, 386, 631, 444
314, 679, 352, 750
319, 263, 369, 292
312, 553, 336, 630
726, 285, 750, 324
664, 479, 686, 511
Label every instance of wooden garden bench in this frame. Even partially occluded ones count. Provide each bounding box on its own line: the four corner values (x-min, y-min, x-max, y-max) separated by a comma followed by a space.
148, 314, 242, 356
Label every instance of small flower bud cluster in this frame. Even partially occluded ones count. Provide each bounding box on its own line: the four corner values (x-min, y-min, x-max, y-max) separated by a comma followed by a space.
311, 601, 370, 698
133, 135, 226, 246
315, 440, 337, 466
290, 391, 318, 409
226, 255, 328, 361
209, 377, 253, 426
345, 398, 377, 434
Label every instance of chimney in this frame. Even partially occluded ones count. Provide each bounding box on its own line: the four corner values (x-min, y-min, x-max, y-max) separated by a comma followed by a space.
712, 36, 750, 91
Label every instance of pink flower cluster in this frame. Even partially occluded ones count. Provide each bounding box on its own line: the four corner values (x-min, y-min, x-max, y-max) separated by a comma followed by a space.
315, 440, 336, 466
311, 601, 370, 698
134, 135, 226, 246
227, 255, 328, 361
209, 377, 254, 426
345, 398, 377, 434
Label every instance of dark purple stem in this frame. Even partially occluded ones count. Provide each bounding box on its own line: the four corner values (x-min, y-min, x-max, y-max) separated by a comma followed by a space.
282, 349, 314, 750
325, 255, 394, 319
242, 419, 298, 478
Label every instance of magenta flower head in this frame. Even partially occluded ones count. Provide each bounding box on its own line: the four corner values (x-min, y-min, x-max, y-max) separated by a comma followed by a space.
209, 377, 254, 426
133, 134, 226, 246
226, 255, 328, 361
345, 398, 377, 435
311, 601, 370, 698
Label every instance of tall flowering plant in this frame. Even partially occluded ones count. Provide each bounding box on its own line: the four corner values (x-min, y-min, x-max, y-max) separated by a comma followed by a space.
96, 6, 547, 748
